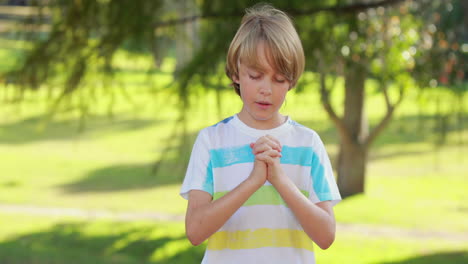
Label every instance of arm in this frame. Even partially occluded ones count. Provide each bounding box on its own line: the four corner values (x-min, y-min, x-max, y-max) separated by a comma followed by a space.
185, 158, 273, 246
252, 136, 336, 249
270, 174, 336, 250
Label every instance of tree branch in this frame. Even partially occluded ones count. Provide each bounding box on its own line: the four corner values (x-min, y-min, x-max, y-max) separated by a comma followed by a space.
154, 0, 407, 28
365, 83, 405, 146
381, 80, 392, 111
319, 71, 353, 145
315, 50, 353, 145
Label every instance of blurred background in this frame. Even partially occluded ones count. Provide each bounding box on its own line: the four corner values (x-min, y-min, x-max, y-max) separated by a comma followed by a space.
0, 0, 466, 263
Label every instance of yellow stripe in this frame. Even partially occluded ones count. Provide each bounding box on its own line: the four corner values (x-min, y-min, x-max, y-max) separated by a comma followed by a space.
207, 228, 314, 252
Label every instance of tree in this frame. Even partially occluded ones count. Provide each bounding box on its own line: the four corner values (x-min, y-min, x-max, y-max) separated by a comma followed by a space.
2, 0, 465, 197
179, 0, 463, 197
304, 2, 416, 197
180, 0, 467, 197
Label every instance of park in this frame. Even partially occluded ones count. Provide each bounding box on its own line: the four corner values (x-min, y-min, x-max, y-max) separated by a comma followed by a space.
0, 0, 466, 263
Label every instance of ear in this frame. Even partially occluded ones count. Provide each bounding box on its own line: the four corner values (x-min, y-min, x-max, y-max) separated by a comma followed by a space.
232, 74, 240, 84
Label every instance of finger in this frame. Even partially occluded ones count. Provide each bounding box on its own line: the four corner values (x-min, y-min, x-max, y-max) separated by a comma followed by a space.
256, 150, 282, 162
265, 135, 282, 148
252, 143, 273, 155
257, 151, 281, 165
263, 149, 282, 158
264, 135, 282, 151
255, 153, 275, 165
255, 136, 281, 152
253, 142, 283, 155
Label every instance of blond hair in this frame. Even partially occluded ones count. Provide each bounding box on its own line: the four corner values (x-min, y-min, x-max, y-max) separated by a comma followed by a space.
226, 4, 305, 95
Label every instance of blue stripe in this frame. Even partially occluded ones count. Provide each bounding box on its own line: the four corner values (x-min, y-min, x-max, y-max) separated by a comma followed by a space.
210, 145, 315, 168
282, 146, 332, 200
212, 116, 234, 127
209, 143, 332, 201
202, 162, 214, 195
288, 119, 304, 127
210, 145, 254, 168
310, 152, 331, 201
280, 146, 313, 166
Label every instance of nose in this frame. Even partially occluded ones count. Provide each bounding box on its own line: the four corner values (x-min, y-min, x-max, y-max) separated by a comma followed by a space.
258, 79, 272, 96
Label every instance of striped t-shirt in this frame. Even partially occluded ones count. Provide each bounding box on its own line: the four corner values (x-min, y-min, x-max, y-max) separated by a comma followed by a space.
180, 114, 341, 264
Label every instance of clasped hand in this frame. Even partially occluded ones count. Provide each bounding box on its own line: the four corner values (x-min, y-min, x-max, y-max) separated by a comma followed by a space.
249, 135, 286, 186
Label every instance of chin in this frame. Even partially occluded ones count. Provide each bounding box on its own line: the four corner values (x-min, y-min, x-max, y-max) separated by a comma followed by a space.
244, 108, 275, 122
253, 115, 272, 121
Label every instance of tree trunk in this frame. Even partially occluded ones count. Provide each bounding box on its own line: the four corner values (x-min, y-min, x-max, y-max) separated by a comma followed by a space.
337, 63, 369, 198
337, 140, 367, 197
174, 0, 198, 72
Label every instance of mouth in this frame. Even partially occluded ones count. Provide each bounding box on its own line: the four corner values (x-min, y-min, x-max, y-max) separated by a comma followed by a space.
256, 101, 272, 106
255, 101, 272, 109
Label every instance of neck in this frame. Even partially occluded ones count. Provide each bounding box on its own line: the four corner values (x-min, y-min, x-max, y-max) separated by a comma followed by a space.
237, 111, 286, 130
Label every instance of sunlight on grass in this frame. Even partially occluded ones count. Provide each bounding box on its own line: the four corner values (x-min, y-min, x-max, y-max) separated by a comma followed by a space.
1, 39, 467, 263
316, 232, 467, 264
0, 213, 466, 264
0, 213, 203, 264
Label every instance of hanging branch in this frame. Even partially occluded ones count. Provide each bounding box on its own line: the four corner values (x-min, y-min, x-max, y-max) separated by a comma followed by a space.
316, 51, 353, 146
153, 0, 408, 28
365, 82, 404, 147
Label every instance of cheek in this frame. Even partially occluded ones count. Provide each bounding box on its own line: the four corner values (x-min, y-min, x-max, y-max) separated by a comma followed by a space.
276, 85, 289, 99
238, 81, 251, 101
239, 78, 255, 94
277, 94, 287, 105
274, 89, 289, 106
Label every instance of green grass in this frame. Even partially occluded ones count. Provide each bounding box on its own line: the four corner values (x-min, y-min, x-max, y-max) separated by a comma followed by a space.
0, 213, 466, 264
0, 213, 204, 264
1, 42, 467, 263
2, 87, 466, 230
316, 232, 467, 264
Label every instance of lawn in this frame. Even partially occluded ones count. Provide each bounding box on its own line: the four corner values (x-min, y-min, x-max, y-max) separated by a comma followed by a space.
0, 212, 466, 264
0, 42, 467, 263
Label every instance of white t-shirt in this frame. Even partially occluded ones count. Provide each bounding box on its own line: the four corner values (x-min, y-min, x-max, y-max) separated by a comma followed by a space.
180, 114, 341, 264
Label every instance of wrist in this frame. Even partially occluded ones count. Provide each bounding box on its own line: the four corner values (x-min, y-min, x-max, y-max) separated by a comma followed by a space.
245, 175, 264, 190
269, 170, 290, 188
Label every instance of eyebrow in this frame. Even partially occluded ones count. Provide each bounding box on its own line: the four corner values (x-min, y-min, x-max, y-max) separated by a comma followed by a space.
243, 62, 286, 79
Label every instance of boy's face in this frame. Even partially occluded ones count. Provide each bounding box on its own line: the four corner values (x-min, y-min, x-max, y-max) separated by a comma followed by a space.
234, 43, 290, 129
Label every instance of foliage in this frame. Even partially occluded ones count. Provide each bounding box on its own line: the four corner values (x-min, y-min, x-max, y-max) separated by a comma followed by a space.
409, 0, 467, 93
0, 86, 467, 262
0, 80, 466, 230
5, 0, 166, 100
4, 0, 465, 106
1, 0, 466, 196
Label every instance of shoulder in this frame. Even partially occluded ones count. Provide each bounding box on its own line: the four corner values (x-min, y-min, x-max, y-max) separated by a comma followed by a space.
212, 116, 235, 127
201, 115, 235, 134
287, 118, 322, 142
196, 115, 236, 144
285, 119, 329, 154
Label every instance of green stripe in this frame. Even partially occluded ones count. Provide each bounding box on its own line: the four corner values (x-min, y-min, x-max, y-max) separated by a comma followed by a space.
214, 185, 309, 206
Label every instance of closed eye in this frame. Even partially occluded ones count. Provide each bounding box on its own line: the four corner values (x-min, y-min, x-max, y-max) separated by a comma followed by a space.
249, 74, 261, 80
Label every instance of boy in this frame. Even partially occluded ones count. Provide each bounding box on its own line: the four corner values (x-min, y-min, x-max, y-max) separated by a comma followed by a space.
180, 4, 341, 264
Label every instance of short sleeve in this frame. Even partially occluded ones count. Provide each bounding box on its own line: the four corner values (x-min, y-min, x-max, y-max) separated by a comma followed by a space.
180, 129, 214, 200
308, 133, 341, 206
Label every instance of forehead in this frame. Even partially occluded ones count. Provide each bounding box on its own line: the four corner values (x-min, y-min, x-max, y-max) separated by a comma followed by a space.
239, 42, 278, 74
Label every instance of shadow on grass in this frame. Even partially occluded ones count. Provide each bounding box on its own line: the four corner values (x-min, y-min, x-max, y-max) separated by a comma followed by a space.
60, 132, 197, 193
59, 112, 467, 194
0, 114, 162, 144
379, 251, 468, 264
0, 222, 205, 264
60, 160, 186, 193
299, 113, 466, 148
